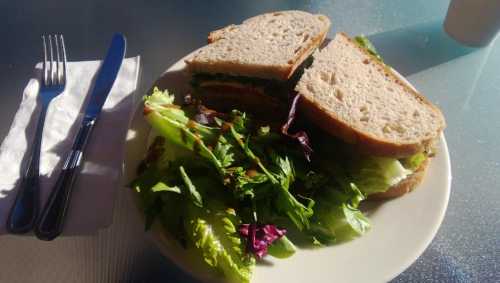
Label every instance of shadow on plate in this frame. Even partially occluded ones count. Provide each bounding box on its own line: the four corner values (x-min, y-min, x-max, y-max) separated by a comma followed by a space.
257, 258, 275, 267
149, 67, 190, 103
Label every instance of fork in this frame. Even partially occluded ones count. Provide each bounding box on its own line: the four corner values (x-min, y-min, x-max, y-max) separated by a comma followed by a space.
6, 35, 67, 234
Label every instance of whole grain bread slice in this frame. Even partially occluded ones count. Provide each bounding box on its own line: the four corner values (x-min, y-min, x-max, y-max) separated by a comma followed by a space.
185, 10, 331, 80
296, 33, 446, 157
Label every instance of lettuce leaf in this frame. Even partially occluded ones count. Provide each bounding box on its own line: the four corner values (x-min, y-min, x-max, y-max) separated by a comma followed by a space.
400, 152, 427, 171
271, 156, 314, 230
267, 235, 297, 258
133, 158, 254, 281
354, 35, 383, 62
151, 182, 181, 193
144, 90, 315, 231
349, 157, 413, 195
308, 183, 370, 244
131, 165, 169, 230
186, 203, 255, 283
342, 203, 370, 235
179, 166, 203, 208
144, 88, 225, 174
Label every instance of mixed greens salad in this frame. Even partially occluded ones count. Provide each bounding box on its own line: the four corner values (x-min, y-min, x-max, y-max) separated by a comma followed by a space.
131, 85, 427, 282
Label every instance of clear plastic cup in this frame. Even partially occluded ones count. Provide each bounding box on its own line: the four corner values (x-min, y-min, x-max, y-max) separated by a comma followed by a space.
444, 0, 500, 46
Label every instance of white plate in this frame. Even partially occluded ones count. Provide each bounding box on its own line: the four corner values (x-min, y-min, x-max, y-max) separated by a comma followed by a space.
124, 49, 452, 283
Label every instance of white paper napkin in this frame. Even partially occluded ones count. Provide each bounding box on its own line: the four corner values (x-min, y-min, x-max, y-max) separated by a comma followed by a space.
0, 56, 140, 235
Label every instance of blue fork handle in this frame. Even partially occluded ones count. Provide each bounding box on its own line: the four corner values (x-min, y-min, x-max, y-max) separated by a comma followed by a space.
6, 106, 48, 234
34, 117, 95, 241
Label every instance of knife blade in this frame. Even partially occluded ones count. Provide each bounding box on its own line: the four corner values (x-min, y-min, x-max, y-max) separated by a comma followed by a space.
34, 33, 127, 241
85, 33, 126, 120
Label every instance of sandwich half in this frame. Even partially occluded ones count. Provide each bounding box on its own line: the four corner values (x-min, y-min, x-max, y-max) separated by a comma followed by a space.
185, 10, 331, 119
295, 33, 446, 199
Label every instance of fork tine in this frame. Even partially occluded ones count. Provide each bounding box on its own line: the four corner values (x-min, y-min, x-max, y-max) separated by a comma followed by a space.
60, 35, 67, 85
54, 34, 61, 85
42, 35, 48, 86
48, 35, 54, 86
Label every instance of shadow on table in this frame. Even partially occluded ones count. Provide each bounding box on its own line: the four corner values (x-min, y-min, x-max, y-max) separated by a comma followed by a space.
124, 249, 201, 283
367, 20, 478, 76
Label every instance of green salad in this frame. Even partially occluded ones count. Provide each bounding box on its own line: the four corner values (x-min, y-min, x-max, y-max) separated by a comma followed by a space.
131, 84, 426, 282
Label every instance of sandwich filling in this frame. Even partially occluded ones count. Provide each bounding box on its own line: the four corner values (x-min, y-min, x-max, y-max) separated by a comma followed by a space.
310, 128, 430, 196
190, 55, 315, 102
349, 152, 428, 195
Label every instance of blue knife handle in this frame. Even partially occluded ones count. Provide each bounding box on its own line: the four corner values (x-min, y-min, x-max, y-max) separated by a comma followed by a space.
34, 117, 95, 241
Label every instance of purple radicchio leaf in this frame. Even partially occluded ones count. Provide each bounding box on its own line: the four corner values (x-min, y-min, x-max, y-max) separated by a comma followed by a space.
183, 94, 227, 126
281, 94, 313, 161
239, 224, 287, 259
194, 105, 218, 125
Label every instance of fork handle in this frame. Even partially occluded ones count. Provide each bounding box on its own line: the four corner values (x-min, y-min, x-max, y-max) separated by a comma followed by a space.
6, 175, 40, 234
6, 105, 48, 234
35, 117, 96, 241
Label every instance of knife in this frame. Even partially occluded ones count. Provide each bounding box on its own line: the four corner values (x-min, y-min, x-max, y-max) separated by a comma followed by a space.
34, 33, 126, 241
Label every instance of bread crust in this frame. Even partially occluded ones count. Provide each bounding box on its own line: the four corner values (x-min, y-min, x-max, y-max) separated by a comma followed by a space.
368, 157, 430, 200
279, 16, 330, 80
208, 25, 237, 43
299, 96, 434, 157
298, 33, 445, 158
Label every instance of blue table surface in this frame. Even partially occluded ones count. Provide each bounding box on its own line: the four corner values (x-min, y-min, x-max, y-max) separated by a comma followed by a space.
1, 0, 499, 282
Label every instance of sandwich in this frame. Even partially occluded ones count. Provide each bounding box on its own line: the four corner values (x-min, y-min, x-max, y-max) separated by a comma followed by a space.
185, 10, 331, 120
294, 32, 446, 199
